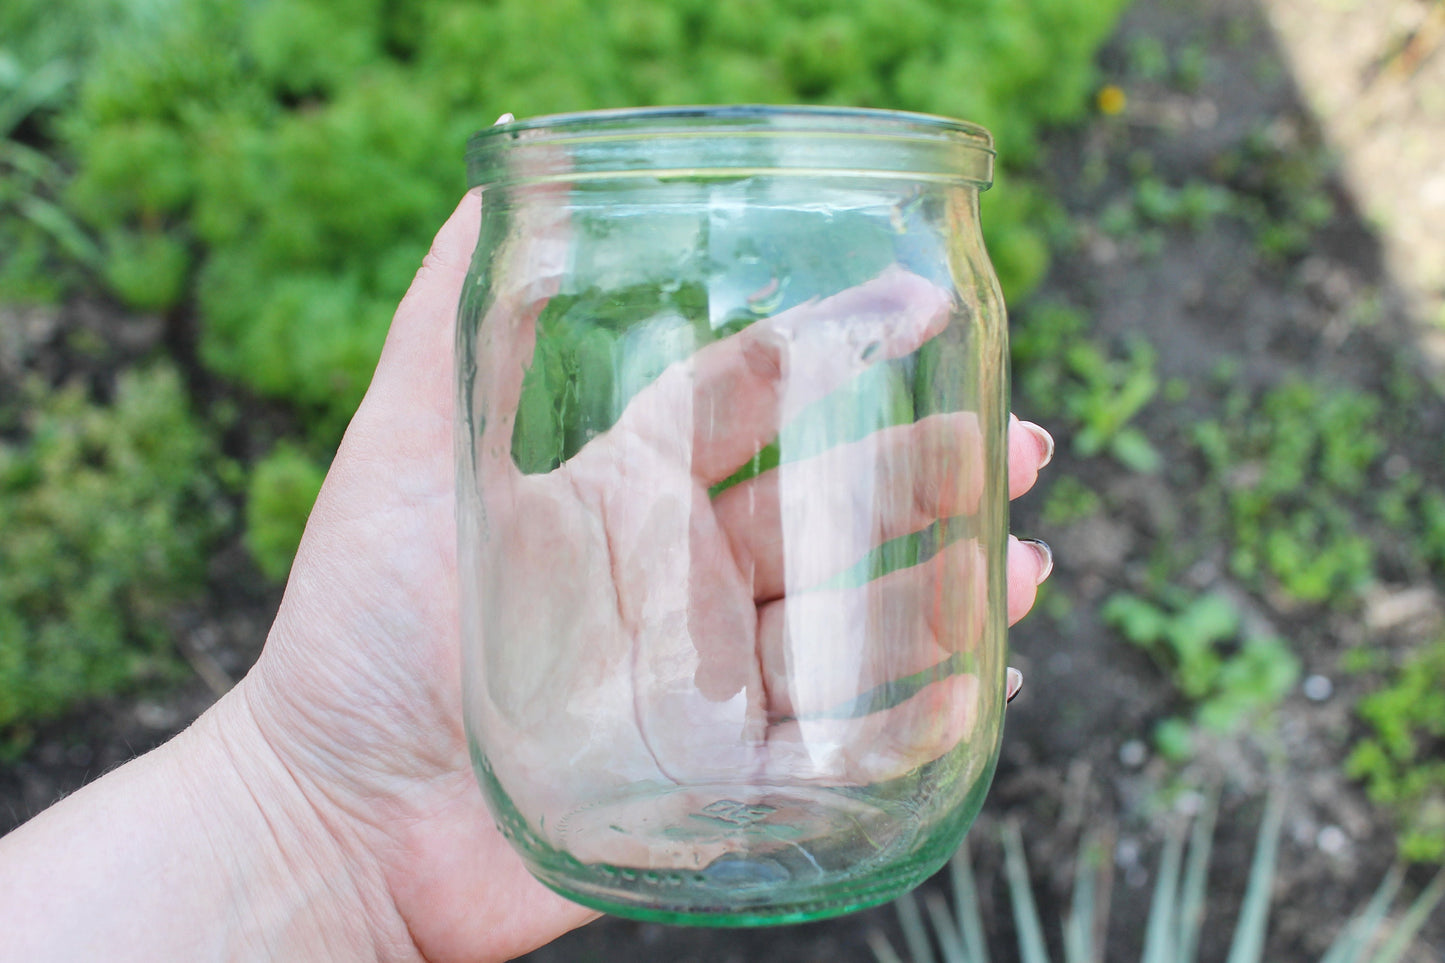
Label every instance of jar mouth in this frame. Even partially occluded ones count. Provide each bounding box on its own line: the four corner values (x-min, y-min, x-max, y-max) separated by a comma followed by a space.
467, 105, 995, 190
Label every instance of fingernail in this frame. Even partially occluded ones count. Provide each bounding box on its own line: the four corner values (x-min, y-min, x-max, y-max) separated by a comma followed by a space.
1021, 421, 1055, 469
1006, 667, 1024, 703
1019, 538, 1054, 583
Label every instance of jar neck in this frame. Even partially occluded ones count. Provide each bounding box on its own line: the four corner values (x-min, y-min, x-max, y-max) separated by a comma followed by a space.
467, 106, 994, 191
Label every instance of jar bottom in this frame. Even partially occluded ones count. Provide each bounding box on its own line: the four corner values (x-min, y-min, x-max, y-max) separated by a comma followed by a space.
505, 778, 992, 926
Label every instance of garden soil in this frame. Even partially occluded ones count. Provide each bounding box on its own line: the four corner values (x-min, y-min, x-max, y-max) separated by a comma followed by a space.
3, 0, 1443, 958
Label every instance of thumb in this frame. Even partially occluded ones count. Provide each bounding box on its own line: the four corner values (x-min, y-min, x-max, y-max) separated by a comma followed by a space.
358, 190, 483, 432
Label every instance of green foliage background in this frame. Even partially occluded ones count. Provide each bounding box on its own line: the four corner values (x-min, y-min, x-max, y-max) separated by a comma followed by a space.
49, 0, 1128, 433
0, 365, 228, 739
0, 0, 1128, 728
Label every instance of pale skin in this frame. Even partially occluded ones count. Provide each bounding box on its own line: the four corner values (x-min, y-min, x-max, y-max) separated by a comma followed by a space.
0, 192, 1055, 962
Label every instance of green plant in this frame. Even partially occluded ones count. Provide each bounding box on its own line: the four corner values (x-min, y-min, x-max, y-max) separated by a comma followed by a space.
1126, 35, 1171, 83
870, 790, 1445, 963
1378, 473, 1445, 576
1012, 302, 1161, 473
1346, 637, 1445, 863
243, 442, 327, 582
0, 363, 229, 736
1098, 176, 1236, 252
1193, 379, 1382, 603
1215, 125, 1337, 262
1101, 591, 1300, 759
44, 0, 1130, 428
0, 0, 107, 302
1040, 476, 1102, 527
5, 0, 1132, 579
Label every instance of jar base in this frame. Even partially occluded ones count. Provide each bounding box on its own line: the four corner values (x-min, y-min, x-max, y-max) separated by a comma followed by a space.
511, 781, 974, 925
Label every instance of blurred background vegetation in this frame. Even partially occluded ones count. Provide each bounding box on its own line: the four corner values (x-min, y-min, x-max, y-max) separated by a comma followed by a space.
0, 0, 1127, 736
2, 0, 1443, 954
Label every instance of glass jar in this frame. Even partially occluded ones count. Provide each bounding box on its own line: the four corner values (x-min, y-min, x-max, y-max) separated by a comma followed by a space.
455, 105, 1009, 925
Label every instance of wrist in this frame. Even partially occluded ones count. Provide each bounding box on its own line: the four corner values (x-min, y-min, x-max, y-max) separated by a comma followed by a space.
168, 681, 410, 961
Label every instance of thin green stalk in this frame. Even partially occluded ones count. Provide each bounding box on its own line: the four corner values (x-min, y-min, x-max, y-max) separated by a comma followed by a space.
1141, 824, 1185, 963
1176, 790, 1219, 963
897, 890, 938, 963
925, 892, 971, 963
1063, 831, 1103, 963
1318, 865, 1404, 963
1002, 821, 1053, 963
1371, 868, 1445, 963
1224, 790, 1285, 963
951, 839, 990, 963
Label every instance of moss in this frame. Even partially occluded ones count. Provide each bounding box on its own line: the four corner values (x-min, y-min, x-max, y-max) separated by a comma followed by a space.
0, 363, 228, 731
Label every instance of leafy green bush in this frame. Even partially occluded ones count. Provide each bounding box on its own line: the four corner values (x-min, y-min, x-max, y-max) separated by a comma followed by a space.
243, 443, 327, 582
1346, 638, 1445, 863
0, 0, 114, 302
45, 0, 1128, 437
5, 0, 1128, 577
0, 363, 229, 734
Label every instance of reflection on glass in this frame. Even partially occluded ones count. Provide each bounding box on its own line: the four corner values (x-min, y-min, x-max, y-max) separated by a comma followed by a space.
457, 106, 1008, 925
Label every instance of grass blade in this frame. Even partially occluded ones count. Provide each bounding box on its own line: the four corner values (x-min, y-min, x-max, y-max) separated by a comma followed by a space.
868, 929, 907, 963
1002, 820, 1054, 963
926, 891, 971, 963
951, 840, 990, 963
1176, 790, 1220, 963
897, 889, 938, 963
1317, 865, 1404, 963
1370, 867, 1445, 963
16, 194, 103, 268
0, 60, 74, 139
1224, 789, 1285, 963
1140, 823, 1185, 963
1063, 831, 1103, 963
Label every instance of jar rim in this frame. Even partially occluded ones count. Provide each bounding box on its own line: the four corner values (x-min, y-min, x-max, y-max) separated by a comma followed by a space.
466, 105, 995, 190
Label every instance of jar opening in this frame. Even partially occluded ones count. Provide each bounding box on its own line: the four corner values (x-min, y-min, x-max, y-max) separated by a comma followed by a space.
467, 105, 995, 190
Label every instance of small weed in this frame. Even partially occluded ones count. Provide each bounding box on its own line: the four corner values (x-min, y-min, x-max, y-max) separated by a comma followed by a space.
1102, 591, 1299, 759
1346, 637, 1445, 863
1127, 35, 1171, 83
1193, 379, 1383, 604
1216, 124, 1337, 262
1097, 175, 1237, 261
1040, 476, 1102, 527
1012, 303, 1162, 473
1175, 41, 1209, 91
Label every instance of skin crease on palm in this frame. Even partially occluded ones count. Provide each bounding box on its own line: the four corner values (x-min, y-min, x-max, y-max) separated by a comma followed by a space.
224, 191, 1054, 962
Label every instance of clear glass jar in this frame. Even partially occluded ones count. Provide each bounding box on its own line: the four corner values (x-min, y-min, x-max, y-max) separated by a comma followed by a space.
455, 106, 1009, 925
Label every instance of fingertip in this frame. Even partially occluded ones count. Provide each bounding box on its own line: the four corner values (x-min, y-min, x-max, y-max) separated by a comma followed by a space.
1007, 416, 1054, 499
1020, 421, 1054, 469
1005, 666, 1023, 703
1006, 534, 1052, 625
1018, 538, 1054, 583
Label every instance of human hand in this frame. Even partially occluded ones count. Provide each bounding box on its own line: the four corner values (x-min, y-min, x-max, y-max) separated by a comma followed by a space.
223, 192, 1056, 961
